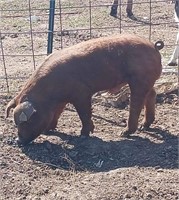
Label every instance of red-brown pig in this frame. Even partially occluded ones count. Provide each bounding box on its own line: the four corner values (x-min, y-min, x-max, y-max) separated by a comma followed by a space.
5, 34, 164, 145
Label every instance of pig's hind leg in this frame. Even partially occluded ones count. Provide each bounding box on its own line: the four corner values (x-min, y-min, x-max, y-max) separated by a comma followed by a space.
121, 81, 154, 137
142, 87, 156, 129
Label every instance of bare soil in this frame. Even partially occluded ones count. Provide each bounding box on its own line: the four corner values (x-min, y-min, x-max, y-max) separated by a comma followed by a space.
0, 0, 178, 199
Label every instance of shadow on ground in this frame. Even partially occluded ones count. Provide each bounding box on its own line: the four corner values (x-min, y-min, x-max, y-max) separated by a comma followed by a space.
20, 127, 178, 172
113, 14, 154, 25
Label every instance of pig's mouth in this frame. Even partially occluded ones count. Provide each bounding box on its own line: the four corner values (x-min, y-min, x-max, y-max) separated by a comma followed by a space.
17, 132, 38, 146
16, 137, 33, 146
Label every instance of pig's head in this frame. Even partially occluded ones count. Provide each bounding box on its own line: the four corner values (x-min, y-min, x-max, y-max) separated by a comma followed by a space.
6, 100, 52, 146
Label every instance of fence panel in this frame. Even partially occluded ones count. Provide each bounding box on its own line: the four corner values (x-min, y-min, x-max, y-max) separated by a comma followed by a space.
0, 0, 178, 94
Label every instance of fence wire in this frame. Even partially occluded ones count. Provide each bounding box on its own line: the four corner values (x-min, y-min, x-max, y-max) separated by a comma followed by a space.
0, 0, 178, 94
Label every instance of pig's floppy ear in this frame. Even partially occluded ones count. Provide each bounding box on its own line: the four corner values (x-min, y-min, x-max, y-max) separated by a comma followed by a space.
14, 101, 36, 125
5, 99, 16, 118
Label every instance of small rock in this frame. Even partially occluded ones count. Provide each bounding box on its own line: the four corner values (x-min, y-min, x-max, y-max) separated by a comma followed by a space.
0, 161, 7, 168
28, 15, 40, 22
145, 193, 152, 199
10, 33, 18, 38
124, 193, 131, 198
157, 168, 164, 172
132, 186, 138, 191
43, 188, 49, 193
1, 35, 5, 40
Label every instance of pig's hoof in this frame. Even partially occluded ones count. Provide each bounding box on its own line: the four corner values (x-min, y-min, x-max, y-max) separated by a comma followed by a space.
120, 130, 131, 137
80, 131, 90, 138
43, 130, 56, 135
128, 14, 137, 21
139, 123, 151, 132
79, 135, 89, 139
81, 126, 94, 137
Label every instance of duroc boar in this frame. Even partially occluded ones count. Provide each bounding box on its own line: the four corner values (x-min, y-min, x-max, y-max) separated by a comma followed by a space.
5, 34, 164, 145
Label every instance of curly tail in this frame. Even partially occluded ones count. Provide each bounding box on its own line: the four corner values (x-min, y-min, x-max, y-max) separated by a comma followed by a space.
155, 41, 164, 51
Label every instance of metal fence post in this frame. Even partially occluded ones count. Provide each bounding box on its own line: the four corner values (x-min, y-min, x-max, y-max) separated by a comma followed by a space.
47, 0, 55, 55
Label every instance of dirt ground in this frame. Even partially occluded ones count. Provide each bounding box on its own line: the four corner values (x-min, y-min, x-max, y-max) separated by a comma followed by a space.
0, 0, 179, 199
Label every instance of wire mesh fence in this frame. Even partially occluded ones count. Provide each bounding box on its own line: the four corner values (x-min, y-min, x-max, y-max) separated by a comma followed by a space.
0, 0, 178, 94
